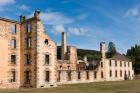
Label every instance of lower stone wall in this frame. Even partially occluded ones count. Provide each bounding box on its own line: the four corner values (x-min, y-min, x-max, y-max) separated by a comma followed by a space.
56, 70, 134, 85
0, 81, 20, 89
0, 70, 134, 89
57, 70, 102, 85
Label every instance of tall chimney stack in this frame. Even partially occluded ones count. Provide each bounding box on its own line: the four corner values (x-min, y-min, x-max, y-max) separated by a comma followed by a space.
34, 10, 40, 20
61, 32, 67, 60
100, 42, 106, 59
20, 15, 26, 23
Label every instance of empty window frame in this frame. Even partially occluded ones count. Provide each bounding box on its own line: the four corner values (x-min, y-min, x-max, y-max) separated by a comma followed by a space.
67, 71, 71, 81
44, 39, 48, 45
11, 71, 16, 82
115, 60, 117, 67
27, 23, 31, 32
25, 54, 31, 64
120, 61, 122, 67
101, 62, 103, 68
101, 71, 104, 78
45, 71, 50, 82
60, 65, 62, 70
115, 70, 117, 77
68, 66, 70, 70
125, 70, 126, 75
45, 55, 49, 64
11, 39, 16, 48
110, 70, 112, 77
25, 71, 31, 83
26, 37, 31, 48
58, 71, 61, 82
78, 71, 81, 80
11, 55, 16, 64
124, 62, 126, 67
11, 24, 16, 33
120, 70, 122, 77
109, 60, 112, 66
86, 71, 89, 80
94, 71, 97, 79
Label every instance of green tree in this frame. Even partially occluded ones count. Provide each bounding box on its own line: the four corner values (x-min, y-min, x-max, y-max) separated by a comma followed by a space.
126, 44, 140, 74
106, 42, 117, 58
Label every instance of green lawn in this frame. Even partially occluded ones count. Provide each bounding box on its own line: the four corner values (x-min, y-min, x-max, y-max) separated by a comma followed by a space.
0, 80, 140, 93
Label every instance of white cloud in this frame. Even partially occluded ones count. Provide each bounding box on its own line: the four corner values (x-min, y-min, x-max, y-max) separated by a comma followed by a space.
0, 0, 15, 6
125, 8, 139, 17
51, 24, 91, 36
28, 10, 89, 25
40, 11, 74, 25
68, 27, 90, 36
19, 5, 30, 11
77, 13, 89, 20
28, 10, 90, 37
52, 25, 65, 34
0, 0, 15, 12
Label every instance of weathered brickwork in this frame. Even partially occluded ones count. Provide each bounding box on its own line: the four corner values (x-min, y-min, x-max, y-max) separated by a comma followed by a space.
0, 11, 134, 89
0, 18, 20, 88
20, 16, 38, 88
36, 18, 57, 88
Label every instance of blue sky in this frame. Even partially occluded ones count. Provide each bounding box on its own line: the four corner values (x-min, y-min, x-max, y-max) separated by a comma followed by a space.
0, 0, 140, 53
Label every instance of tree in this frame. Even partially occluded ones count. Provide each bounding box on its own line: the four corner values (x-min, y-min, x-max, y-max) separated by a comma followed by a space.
106, 42, 117, 58
86, 54, 101, 62
126, 44, 140, 74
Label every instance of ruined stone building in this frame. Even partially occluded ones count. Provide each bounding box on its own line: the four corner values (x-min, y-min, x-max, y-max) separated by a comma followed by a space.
0, 11, 134, 88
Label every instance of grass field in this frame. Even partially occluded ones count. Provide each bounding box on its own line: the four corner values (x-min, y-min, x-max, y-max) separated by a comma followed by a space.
0, 80, 140, 93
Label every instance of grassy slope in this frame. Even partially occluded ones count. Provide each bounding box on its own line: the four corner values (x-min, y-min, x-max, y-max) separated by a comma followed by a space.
0, 80, 140, 93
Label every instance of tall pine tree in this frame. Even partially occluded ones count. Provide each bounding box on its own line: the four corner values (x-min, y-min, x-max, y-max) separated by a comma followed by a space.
126, 44, 140, 74
107, 42, 117, 58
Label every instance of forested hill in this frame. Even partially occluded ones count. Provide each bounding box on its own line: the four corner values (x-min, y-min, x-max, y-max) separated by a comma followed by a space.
57, 46, 101, 61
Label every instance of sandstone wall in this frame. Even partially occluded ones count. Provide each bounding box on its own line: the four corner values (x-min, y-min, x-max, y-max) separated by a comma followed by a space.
104, 59, 134, 81
0, 19, 20, 88
36, 21, 57, 88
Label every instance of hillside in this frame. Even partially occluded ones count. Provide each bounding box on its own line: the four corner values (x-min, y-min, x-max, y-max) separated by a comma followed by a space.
57, 46, 101, 61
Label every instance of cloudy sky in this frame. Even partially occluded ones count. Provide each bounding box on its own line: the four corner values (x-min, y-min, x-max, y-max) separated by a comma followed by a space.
0, 0, 140, 53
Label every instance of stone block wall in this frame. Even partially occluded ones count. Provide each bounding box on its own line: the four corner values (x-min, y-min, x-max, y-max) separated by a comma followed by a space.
104, 59, 134, 81
56, 58, 134, 85
36, 20, 57, 88
20, 17, 38, 88
0, 19, 21, 88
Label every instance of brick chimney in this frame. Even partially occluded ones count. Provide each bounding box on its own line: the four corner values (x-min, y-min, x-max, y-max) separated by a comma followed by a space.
34, 10, 40, 20
61, 32, 67, 60
100, 42, 106, 59
20, 15, 26, 23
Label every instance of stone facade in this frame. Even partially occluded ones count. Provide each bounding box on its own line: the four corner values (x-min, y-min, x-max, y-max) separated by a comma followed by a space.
0, 11, 134, 89
0, 17, 20, 88
36, 14, 57, 88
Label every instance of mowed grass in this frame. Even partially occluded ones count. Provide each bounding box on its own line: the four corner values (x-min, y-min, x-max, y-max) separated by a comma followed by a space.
0, 80, 140, 93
